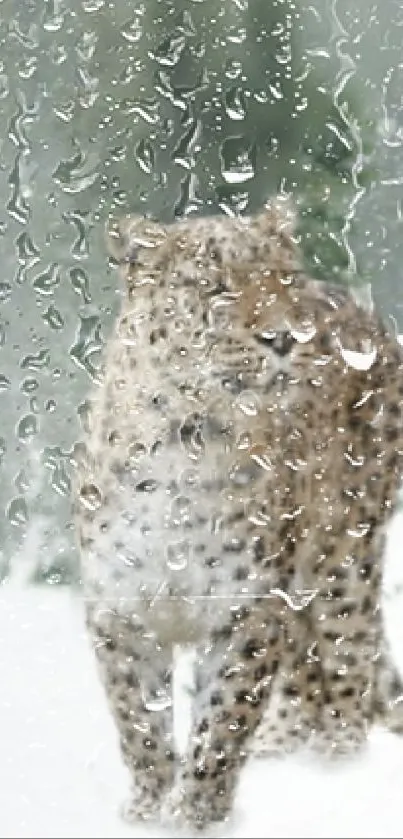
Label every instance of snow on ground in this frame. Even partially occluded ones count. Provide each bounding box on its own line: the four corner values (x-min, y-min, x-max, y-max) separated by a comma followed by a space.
2, 512, 403, 839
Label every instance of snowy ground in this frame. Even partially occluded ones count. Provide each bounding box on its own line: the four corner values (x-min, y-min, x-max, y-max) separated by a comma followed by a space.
2, 512, 403, 839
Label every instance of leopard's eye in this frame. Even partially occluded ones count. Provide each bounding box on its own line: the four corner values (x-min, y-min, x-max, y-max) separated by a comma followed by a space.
255, 330, 295, 356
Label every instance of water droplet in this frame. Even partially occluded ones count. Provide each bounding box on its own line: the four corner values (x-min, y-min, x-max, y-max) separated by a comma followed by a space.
20, 349, 50, 371
15, 468, 31, 493
220, 136, 256, 184
208, 293, 236, 330
69, 314, 103, 382
170, 495, 191, 526
53, 100, 75, 123
53, 140, 99, 194
234, 389, 261, 417
225, 59, 242, 80
63, 210, 89, 258
227, 26, 247, 45
51, 463, 71, 497
0, 74, 9, 99
76, 66, 99, 109
135, 138, 155, 174
141, 685, 172, 713
82, 0, 104, 10
339, 342, 377, 371
7, 496, 29, 526
33, 263, 60, 296
173, 116, 201, 170
347, 522, 372, 539
270, 587, 318, 611
70, 267, 91, 304
0, 283, 12, 303
166, 540, 189, 571
76, 30, 97, 61
229, 461, 258, 486
43, 305, 64, 330
0, 374, 10, 391
17, 413, 38, 442
236, 432, 252, 451
16, 230, 40, 265
179, 413, 205, 461
19, 56, 38, 80
128, 442, 147, 465
122, 97, 159, 126
79, 482, 102, 511
50, 43, 67, 66
344, 447, 365, 468
21, 377, 38, 394
121, 14, 143, 43
180, 468, 200, 489
43, 1, 66, 32
290, 323, 317, 344
150, 33, 186, 68
77, 400, 92, 434
250, 449, 272, 472
224, 86, 246, 121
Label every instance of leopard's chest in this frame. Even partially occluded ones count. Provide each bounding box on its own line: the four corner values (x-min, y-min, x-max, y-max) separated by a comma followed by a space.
79, 414, 273, 632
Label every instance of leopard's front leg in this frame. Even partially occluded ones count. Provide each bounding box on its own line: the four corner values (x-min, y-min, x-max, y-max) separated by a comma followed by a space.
164, 603, 284, 832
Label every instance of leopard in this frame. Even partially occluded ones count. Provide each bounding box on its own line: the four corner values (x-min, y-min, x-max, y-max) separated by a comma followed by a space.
73, 196, 403, 833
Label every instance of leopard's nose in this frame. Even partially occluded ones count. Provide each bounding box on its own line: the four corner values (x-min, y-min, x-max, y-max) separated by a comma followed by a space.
255, 330, 295, 356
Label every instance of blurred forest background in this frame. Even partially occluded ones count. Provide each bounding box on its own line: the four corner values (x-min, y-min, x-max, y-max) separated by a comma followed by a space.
0, 0, 402, 584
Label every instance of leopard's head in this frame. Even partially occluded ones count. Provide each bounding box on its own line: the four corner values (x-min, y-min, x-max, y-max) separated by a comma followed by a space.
106, 198, 378, 409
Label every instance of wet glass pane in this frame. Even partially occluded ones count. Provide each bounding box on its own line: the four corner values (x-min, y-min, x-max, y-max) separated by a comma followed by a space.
2, 1, 403, 835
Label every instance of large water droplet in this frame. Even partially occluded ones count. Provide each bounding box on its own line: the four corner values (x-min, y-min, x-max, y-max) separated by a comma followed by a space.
0, 283, 12, 303
128, 441, 147, 466
20, 349, 50, 371
121, 15, 143, 43
69, 314, 103, 382
347, 522, 372, 539
208, 293, 236, 331
220, 136, 256, 184
135, 139, 155, 174
7, 496, 29, 526
151, 33, 186, 67
234, 389, 261, 417
339, 341, 377, 371
270, 587, 318, 611
290, 323, 317, 344
224, 86, 246, 121
166, 540, 189, 571
43, 305, 64, 330
70, 267, 91, 304
17, 413, 38, 442
32, 263, 60, 296
0, 73, 9, 99
141, 685, 172, 712
79, 482, 102, 511
53, 140, 99, 194
170, 495, 191, 526
82, 0, 104, 10
180, 413, 205, 461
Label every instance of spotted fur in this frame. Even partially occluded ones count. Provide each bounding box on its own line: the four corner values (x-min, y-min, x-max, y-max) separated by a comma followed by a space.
73, 197, 403, 832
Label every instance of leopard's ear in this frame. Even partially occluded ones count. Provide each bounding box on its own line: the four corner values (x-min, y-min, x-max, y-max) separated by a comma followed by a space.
106, 215, 167, 266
